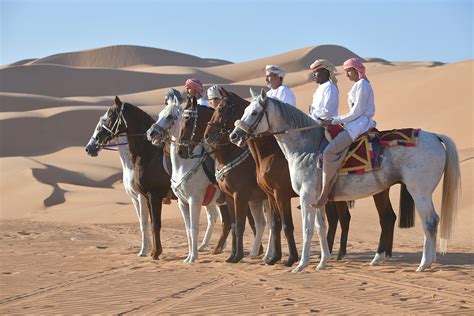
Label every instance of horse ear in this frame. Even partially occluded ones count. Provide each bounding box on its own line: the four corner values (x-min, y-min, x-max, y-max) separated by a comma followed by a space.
114, 96, 121, 106
219, 86, 229, 97
249, 88, 258, 99
260, 89, 266, 98
173, 95, 179, 105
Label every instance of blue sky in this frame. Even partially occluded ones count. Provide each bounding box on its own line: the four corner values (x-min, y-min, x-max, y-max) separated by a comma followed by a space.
1, 0, 472, 65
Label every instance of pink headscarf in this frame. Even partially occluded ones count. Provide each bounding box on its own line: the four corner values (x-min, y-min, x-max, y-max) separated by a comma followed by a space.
343, 58, 368, 81
185, 78, 204, 94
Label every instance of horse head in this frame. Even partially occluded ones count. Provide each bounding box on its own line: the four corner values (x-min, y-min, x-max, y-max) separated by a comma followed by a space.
85, 96, 128, 156
204, 87, 247, 147
230, 89, 270, 147
147, 95, 182, 145
176, 97, 214, 159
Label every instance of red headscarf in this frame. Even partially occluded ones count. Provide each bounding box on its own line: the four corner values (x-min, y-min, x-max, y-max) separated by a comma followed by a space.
185, 78, 204, 94
343, 58, 368, 81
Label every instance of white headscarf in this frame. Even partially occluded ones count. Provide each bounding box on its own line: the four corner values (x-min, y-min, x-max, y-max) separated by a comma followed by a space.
265, 64, 285, 79
207, 84, 222, 100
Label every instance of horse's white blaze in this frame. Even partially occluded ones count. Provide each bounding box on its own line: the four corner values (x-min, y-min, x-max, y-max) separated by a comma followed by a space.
234, 92, 460, 272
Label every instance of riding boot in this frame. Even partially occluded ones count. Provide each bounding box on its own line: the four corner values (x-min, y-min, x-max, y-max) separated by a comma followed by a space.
313, 130, 353, 208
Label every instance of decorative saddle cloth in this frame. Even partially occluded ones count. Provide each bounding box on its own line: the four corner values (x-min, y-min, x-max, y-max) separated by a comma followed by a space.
318, 125, 420, 175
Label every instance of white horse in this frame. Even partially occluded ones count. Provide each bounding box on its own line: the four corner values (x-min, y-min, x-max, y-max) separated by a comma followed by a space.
86, 118, 150, 256
146, 96, 266, 263
230, 89, 460, 273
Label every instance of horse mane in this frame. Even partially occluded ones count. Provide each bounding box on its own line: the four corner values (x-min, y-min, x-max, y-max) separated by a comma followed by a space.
266, 96, 316, 129
123, 102, 155, 130
229, 92, 249, 109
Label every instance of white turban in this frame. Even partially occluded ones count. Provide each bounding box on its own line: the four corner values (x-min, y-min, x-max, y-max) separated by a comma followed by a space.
207, 84, 222, 100
265, 64, 285, 78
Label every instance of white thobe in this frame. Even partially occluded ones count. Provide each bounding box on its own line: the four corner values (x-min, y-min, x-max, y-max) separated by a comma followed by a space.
332, 79, 376, 140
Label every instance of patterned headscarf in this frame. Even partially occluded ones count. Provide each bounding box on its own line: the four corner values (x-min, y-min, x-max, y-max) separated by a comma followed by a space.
265, 64, 286, 79
309, 59, 338, 84
185, 78, 204, 94
343, 58, 368, 81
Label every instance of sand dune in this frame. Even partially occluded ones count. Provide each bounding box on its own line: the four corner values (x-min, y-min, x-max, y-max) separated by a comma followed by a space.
25, 45, 232, 68
0, 44, 472, 314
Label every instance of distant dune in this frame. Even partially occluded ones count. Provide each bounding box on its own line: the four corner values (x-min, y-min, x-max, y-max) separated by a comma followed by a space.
25, 45, 232, 68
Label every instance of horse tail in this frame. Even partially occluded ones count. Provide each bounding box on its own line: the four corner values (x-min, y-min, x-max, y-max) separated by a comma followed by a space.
399, 183, 415, 228
437, 134, 461, 253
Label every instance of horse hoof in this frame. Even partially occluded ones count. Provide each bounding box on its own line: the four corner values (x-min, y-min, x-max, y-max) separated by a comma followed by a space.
316, 262, 327, 270
137, 251, 147, 257
212, 247, 223, 255
292, 265, 305, 273
225, 255, 235, 263
336, 253, 346, 261
265, 256, 281, 266
416, 263, 431, 272
198, 245, 206, 252
284, 256, 298, 267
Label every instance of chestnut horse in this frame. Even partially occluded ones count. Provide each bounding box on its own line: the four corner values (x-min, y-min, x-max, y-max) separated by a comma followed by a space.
205, 89, 416, 264
176, 97, 268, 263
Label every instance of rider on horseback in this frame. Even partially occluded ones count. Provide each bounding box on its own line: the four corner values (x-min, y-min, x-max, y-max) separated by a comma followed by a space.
185, 78, 208, 107
265, 65, 297, 107
314, 58, 377, 208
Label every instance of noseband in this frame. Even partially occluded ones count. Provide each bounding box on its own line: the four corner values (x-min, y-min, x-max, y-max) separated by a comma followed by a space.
206, 97, 237, 145
97, 102, 129, 146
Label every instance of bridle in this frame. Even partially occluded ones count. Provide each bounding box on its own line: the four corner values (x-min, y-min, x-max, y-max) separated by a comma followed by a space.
177, 104, 211, 158
237, 97, 321, 138
206, 97, 238, 146
237, 97, 270, 138
96, 102, 129, 147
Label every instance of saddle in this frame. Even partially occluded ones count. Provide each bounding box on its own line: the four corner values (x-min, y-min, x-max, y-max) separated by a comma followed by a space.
318, 125, 420, 175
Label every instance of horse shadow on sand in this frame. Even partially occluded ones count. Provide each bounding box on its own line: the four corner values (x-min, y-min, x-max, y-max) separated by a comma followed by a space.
29, 158, 121, 208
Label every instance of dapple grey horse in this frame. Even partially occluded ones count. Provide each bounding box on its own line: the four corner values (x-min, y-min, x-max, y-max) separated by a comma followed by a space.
230, 89, 460, 273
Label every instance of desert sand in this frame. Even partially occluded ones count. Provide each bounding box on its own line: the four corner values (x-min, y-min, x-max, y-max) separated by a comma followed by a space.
0, 44, 473, 314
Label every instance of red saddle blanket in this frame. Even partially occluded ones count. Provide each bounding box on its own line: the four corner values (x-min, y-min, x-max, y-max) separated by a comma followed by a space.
320, 125, 420, 175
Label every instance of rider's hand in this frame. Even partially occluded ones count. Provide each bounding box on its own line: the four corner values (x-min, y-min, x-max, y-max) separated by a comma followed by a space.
317, 117, 333, 127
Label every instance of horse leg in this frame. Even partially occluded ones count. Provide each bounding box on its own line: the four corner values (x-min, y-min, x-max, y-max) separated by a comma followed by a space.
334, 201, 351, 260
412, 195, 439, 272
264, 198, 282, 265
178, 199, 192, 263
274, 192, 297, 267
135, 194, 150, 257
229, 196, 248, 263
325, 201, 339, 255
149, 192, 163, 260
225, 195, 238, 263
370, 189, 397, 266
262, 200, 274, 262
314, 205, 330, 270
248, 200, 266, 258
292, 193, 317, 273
187, 198, 202, 263
199, 205, 218, 252
213, 204, 231, 254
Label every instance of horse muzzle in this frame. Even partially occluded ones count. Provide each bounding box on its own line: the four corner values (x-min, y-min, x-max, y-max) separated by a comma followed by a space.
85, 139, 100, 157
229, 127, 248, 148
